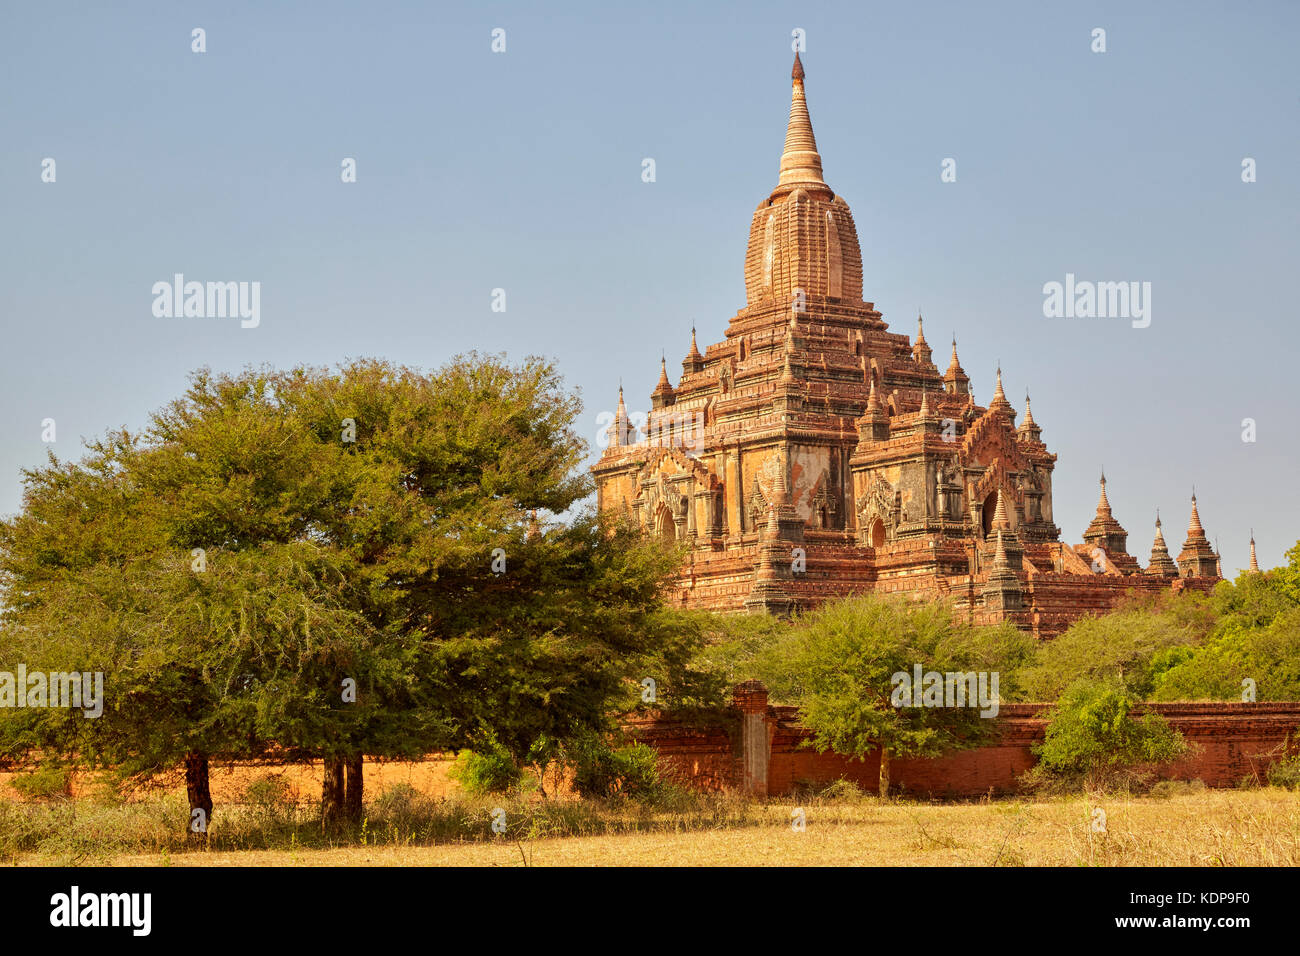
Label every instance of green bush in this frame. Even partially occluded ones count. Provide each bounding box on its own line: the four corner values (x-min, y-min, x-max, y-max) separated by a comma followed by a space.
11, 764, 72, 801
243, 774, 295, 809
1266, 753, 1300, 790
1024, 682, 1189, 792
571, 737, 662, 801
447, 738, 522, 795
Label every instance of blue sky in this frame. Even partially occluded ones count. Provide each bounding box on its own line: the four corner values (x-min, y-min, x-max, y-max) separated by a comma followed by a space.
2, 0, 1296, 573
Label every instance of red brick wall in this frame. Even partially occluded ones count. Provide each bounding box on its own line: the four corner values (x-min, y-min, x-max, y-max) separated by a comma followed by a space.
630, 701, 1300, 798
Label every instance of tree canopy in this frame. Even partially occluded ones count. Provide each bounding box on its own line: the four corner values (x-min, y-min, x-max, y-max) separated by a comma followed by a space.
732, 595, 1034, 796
0, 355, 715, 828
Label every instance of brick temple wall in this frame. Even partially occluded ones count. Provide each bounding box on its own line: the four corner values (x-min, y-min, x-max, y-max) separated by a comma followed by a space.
629, 690, 1300, 799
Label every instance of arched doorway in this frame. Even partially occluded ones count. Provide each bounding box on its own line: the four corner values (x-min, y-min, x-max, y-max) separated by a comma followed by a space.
869, 518, 886, 548
655, 504, 676, 542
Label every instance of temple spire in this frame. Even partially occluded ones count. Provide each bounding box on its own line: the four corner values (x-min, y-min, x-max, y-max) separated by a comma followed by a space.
992, 365, 1007, 405
778, 336, 797, 385
651, 354, 676, 409
608, 383, 629, 447
1082, 470, 1133, 566
777, 52, 825, 189
1249, 531, 1260, 572
912, 313, 933, 366
1188, 492, 1203, 534
1176, 491, 1218, 579
858, 377, 889, 444
1145, 512, 1178, 577
991, 487, 1011, 531
943, 335, 970, 397
988, 364, 1012, 418
1022, 392, 1037, 427
683, 324, 705, 374
866, 377, 881, 412
1018, 390, 1042, 442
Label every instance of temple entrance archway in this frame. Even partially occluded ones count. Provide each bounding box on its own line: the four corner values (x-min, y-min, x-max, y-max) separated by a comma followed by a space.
868, 518, 886, 548
655, 504, 676, 542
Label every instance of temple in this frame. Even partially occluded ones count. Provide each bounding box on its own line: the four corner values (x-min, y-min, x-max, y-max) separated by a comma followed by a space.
593, 53, 1224, 637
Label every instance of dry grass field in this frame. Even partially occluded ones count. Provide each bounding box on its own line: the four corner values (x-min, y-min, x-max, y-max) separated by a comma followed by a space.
10, 786, 1298, 868
0, 756, 464, 804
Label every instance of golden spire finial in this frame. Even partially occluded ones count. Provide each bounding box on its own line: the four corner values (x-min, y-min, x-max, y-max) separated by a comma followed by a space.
1022, 391, 1037, 427
778, 52, 825, 188
653, 354, 673, 395
1249, 531, 1259, 572
991, 364, 1008, 407
685, 325, 703, 363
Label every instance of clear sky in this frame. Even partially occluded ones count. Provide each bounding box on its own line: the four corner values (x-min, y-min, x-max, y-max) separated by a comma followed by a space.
2, 0, 1296, 573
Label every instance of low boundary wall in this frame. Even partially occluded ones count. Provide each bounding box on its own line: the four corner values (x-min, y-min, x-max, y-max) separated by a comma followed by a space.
627, 682, 1300, 798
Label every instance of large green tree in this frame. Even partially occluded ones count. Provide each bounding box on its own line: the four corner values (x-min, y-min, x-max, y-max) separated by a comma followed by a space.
1, 354, 704, 830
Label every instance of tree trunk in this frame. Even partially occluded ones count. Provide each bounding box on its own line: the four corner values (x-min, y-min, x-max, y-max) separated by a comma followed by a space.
184, 751, 213, 844
344, 753, 363, 824
321, 756, 346, 830
878, 746, 891, 799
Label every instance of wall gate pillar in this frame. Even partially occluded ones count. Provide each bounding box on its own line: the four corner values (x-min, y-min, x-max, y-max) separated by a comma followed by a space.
734, 680, 771, 797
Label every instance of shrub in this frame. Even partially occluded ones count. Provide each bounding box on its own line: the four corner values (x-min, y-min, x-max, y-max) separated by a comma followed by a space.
1024, 682, 1189, 792
571, 737, 662, 801
816, 778, 866, 804
1266, 753, 1300, 790
448, 738, 521, 795
243, 774, 296, 809
11, 764, 72, 801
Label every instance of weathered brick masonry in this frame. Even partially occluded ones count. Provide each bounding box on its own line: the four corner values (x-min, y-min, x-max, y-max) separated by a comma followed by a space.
629, 684, 1300, 799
